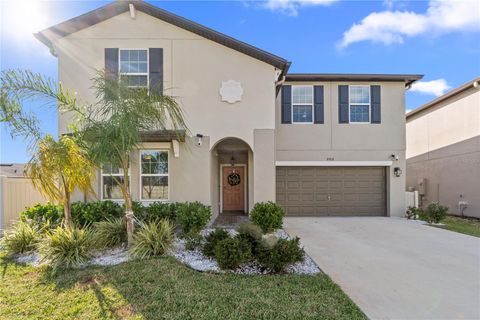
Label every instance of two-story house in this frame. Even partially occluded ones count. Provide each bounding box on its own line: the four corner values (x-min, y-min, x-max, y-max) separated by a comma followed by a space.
35, 1, 421, 219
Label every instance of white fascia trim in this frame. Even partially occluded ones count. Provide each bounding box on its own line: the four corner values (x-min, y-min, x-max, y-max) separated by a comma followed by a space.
275, 161, 393, 167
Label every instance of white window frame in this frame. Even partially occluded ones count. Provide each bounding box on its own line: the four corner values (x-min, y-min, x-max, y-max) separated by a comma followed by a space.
100, 165, 130, 201
118, 48, 149, 89
139, 149, 170, 202
348, 85, 371, 124
291, 85, 314, 124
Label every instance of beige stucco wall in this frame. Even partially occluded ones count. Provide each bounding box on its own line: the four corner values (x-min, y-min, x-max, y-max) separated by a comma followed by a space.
275, 81, 408, 217
55, 11, 278, 211
406, 87, 480, 218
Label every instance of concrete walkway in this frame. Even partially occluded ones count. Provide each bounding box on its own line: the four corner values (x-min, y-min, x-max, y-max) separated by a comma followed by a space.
284, 217, 480, 320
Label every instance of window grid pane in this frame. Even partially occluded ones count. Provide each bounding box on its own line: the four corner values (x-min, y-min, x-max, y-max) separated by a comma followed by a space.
292, 105, 313, 123
141, 150, 169, 200
350, 86, 370, 104
141, 151, 168, 174
102, 176, 127, 200
350, 105, 370, 123
141, 176, 168, 200
120, 50, 148, 82
292, 86, 313, 104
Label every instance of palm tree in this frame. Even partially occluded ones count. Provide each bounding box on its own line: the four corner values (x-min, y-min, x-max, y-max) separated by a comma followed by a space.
1, 69, 187, 244
27, 135, 95, 227
78, 73, 187, 245
1, 69, 95, 227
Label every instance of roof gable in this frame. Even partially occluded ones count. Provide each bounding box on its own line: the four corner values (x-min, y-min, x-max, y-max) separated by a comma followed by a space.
35, 1, 289, 73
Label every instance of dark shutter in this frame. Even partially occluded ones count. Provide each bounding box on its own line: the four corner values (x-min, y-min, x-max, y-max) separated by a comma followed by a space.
371, 85, 381, 124
149, 48, 163, 95
105, 48, 119, 81
338, 85, 349, 123
313, 85, 324, 124
281, 85, 292, 124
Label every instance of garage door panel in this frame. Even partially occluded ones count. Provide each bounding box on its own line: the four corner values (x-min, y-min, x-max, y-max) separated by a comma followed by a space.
276, 166, 386, 216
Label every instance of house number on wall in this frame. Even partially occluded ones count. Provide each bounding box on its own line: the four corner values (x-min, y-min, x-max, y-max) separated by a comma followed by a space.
326, 157, 335, 161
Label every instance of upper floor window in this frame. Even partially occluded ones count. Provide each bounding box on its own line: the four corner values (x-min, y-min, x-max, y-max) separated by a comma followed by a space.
119, 49, 148, 88
140, 150, 169, 201
349, 85, 370, 123
292, 86, 313, 124
101, 163, 129, 200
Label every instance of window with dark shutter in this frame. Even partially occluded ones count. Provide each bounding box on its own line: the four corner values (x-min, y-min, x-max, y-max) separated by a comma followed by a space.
105, 48, 119, 81
281, 85, 292, 124
338, 85, 349, 123
314, 86, 324, 124
371, 85, 381, 124
149, 48, 163, 95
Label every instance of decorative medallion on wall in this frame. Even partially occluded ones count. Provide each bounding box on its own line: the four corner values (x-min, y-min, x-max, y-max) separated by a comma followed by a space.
227, 172, 241, 186
219, 80, 243, 104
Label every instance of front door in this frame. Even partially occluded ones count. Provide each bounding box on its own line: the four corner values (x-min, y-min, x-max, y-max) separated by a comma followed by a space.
222, 166, 245, 212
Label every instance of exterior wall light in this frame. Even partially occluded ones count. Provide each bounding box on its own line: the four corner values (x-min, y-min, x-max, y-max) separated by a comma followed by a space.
196, 134, 203, 146
394, 167, 402, 177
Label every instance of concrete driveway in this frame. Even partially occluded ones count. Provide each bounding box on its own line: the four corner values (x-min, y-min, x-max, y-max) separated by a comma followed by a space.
284, 217, 480, 320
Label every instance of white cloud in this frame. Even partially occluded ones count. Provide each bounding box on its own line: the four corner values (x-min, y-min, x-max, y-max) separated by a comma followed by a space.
405, 108, 412, 114
263, 0, 338, 16
339, 0, 480, 48
410, 79, 452, 97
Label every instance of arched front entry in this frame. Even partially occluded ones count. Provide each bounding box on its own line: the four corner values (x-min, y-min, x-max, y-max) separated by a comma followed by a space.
210, 137, 253, 217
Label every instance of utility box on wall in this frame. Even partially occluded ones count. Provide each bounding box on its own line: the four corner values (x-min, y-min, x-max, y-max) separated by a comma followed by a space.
417, 178, 426, 196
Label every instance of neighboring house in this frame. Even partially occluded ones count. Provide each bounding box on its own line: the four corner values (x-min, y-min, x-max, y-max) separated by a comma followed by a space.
35, 1, 421, 219
406, 78, 480, 218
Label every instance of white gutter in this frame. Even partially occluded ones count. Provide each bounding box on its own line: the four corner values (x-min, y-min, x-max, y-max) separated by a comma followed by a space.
275, 161, 393, 167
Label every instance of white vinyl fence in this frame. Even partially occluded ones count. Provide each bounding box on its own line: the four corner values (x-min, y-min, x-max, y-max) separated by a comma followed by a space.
0, 176, 48, 232
405, 190, 419, 209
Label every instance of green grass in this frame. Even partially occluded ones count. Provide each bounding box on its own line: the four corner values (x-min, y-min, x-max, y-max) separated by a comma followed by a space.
0, 255, 365, 320
436, 216, 480, 238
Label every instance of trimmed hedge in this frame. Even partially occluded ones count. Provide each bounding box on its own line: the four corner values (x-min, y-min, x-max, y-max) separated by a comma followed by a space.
20, 203, 63, 228
250, 202, 285, 233
71, 200, 123, 226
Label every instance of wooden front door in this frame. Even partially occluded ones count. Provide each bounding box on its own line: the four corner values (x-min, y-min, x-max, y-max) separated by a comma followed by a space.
222, 166, 245, 212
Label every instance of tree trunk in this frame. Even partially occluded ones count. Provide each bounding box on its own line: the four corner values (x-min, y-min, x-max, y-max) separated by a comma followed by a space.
125, 190, 135, 246
63, 192, 73, 228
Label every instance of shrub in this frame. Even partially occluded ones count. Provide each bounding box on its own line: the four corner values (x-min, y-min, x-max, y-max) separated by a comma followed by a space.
130, 219, 175, 258
425, 202, 449, 224
177, 202, 211, 236
214, 237, 251, 270
20, 203, 63, 228
71, 200, 123, 226
257, 237, 305, 273
184, 233, 204, 251
236, 222, 263, 255
406, 206, 424, 220
93, 217, 127, 248
250, 201, 285, 233
202, 228, 230, 257
140, 202, 177, 223
2, 220, 41, 254
39, 226, 95, 269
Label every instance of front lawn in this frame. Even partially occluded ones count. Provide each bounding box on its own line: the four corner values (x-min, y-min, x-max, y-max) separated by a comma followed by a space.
0, 255, 365, 320
435, 215, 480, 238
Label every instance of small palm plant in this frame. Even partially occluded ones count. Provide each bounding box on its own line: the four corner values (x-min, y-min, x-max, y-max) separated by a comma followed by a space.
0, 69, 95, 228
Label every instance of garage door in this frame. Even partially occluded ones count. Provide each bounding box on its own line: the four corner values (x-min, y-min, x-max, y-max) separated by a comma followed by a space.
276, 166, 386, 216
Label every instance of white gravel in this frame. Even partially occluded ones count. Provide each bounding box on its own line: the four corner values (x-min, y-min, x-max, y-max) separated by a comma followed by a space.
89, 246, 129, 266
10, 228, 321, 275
174, 228, 321, 275
14, 252, 42, 267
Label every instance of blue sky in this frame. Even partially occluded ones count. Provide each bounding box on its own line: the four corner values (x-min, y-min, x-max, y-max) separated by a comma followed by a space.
1, 0, 479, 163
